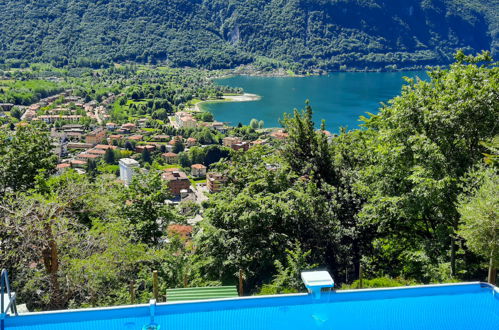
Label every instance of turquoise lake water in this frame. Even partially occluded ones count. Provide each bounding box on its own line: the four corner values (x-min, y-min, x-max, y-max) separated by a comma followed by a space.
202, 71, 427, 131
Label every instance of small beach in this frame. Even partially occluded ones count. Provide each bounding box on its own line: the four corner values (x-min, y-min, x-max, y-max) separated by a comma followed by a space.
194, 93, 261, 112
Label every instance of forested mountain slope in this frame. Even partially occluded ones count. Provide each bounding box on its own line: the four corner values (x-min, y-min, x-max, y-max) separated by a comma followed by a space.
0, 0, 496, 70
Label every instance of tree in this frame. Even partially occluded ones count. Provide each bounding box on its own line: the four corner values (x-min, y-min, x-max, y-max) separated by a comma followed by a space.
0, 171, 180, 310
204, 145, 230, 166
119, 171, 180, 244
280, 101, 335, 186
87, 159, 98, 178
10, 107, 23, 120
104, 148, 115, 164
179, 153, 190, 168
249, 118, 259, 129
0, 171, 96, 309
124, 141, 134, 151
197, 146, 342, 290
259, 242, 318, 294
358, 53, 499, 281
258, 120, 264, 129
0, 126, 57, 195
141, 148, 152, 164
173, 139, 184, 153
458, 169, 499, 284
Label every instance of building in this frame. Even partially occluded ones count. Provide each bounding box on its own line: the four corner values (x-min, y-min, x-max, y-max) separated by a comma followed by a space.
119, 158, 140, 185
164, 144, 175, 153
106, 122, 117, 130
186, 137, 197, 147
222, 137, 241, 148
87, 149, 107, 156
70, 160, 87, 168
206, 172, 227, 193
86, 128, 107, 145
109, 134, 124, 143
65, 132, 83, 141
56, 163, 71, 174
121, 123, 136, 132
270, 130, 289, 140
191, 164, 207, 177
211, 122, 228, 133
162, 170, 191, 196
162, 152, 179, 164
167, 224, 193, 239
67, 142, 93, 149
175, 111, 197, 128
95, 144, 117, 150
38, 115, 83, 124
152, 135, 170, 142
232, 141, 250, 152
0, 103, 14, 111
127, 135, 143, 142
76, 153, 100, 162
251, 139, 268, 147
136, 145, 156, 153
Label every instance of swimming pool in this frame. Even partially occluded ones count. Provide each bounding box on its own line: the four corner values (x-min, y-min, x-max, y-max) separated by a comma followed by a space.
3, 282, 498, 330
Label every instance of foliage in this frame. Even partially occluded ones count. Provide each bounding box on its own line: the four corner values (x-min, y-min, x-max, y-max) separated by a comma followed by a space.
458, 168, 499, 270
1, 54, 498, 312
119, 171, 181, 244
0, 79, 63, 105
357, 52, 499, 281
341, 277, 416, 290
0, 125, 57, 195
0, 0, 496, 71
259, 242, 318, 295
104, 148, 116, 165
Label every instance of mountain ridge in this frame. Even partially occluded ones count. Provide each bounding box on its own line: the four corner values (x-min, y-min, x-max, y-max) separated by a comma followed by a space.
0, 0, 496, 70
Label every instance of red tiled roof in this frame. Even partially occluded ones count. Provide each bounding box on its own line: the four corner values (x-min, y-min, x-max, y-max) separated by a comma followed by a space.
167, 224, 193, 237
95, 144, 117, 150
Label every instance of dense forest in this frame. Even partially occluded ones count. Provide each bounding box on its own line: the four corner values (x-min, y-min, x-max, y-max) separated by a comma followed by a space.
0, 0, 497, 71
0, 53, 497, 311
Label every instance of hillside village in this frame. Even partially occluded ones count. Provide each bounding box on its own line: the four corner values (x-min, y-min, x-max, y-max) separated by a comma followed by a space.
1, 86, 297, 227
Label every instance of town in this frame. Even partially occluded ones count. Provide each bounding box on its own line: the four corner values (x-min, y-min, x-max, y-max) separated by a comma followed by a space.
0, 75, 296, 228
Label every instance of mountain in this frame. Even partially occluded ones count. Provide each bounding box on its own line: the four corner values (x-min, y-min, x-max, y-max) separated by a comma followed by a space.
0, 0, 497, 70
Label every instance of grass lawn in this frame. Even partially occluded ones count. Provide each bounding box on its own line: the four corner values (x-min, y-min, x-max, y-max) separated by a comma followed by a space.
155, 163, 182, 170
189, 177, 207, 186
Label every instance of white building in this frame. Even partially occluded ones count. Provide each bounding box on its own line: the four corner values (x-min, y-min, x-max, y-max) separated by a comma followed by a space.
119, 158, 140, 185
175, 111, 197, 128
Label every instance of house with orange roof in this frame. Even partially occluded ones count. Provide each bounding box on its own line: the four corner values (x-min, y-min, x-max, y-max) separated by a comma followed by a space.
191, 164, 207, 177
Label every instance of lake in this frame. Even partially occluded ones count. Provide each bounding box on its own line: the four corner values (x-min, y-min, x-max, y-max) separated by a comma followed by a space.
201, 71, 427, 131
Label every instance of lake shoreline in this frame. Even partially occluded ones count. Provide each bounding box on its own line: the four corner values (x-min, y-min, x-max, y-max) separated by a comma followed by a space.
194, 93, 261, 112
202, 71, 428, 129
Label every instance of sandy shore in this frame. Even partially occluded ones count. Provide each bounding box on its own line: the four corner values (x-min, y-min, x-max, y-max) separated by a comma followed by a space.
193, 93, 261, 111
222, 93, 261, 102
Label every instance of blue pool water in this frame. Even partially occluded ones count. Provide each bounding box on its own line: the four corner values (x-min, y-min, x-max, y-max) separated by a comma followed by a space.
4, 283, 499, 330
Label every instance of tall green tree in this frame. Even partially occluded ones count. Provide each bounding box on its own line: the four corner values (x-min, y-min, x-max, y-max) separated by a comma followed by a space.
141, 148, 152, 164
0, 126, 57, 195
119, 171, 180, 244
281, 101, 335, 186
104, 148, 116, 164
358, 52, 499, 280
458, 168, 498, 284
